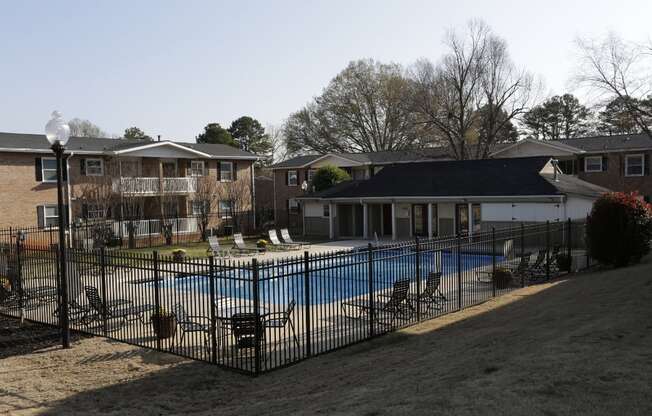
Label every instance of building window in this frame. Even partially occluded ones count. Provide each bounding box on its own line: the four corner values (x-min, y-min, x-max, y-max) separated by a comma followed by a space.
83, 203, 106, 219
40, 205, 59, 227
584, 156, 603, 172
625, 154, 644, 177
219, 200, 233, 218
287, 170, 298, 186
307, 169, 316, 183
85, 158, 104, 176
190, 161, 205, 177
191, 200, 210, 215
557, 159, 577, 175
288, 198, 299, 214
41, 158, 58, 182
323, 204, 330, 217
219, 161, 233, 181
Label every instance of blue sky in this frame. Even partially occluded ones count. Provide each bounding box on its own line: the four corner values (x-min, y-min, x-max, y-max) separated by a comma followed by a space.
1, 0, 651, 141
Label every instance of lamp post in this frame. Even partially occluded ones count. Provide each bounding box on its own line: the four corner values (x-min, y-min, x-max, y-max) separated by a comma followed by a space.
45, 111, 71, 348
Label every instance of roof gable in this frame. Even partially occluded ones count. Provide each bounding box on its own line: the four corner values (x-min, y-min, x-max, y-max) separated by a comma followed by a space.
491, 138, 583, 158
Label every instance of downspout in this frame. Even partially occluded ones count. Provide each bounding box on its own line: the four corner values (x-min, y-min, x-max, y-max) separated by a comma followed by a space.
250, 161, 256, 230
65, 151, 74, 247
272, 169, 277, 224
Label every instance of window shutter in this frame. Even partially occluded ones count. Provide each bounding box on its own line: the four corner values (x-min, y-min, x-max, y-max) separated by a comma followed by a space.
35, 158, 42, 181
285, 171, 289, 186
645, 154, 650, 176
233, 161, 238, 180
80, 158, 86, 176
602, 156, 608, 172
36, 205, 45, 228
620, 155, 625, 176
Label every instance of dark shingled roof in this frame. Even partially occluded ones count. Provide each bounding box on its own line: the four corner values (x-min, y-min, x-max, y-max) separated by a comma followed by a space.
304, 157, 609, 199
0, 132, 257, 159
553, 133, 652, 152
270, 147, 451, 169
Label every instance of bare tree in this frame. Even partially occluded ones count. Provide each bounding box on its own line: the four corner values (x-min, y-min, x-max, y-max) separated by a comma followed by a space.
410, 20, 537, 159
574, 34, 652, 138
214, 177, 252, 233
192, 176, 219, 241
284, 59, 420, 155
68, 118, 108, 138
267, 124, 290, 164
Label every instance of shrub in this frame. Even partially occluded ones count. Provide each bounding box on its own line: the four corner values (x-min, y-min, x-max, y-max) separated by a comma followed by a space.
172, 249, 187, 262
493, 267, 512, 289
257, 239, 268, 249
311, 165, 351, 192
586, 192, 652, 267
555, 253, 572, 272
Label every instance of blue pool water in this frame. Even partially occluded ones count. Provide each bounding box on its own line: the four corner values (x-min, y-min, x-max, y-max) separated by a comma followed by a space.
160, 249, 500, 305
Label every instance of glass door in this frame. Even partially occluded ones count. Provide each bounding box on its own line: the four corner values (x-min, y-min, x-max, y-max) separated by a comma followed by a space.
412, 204, 427, 237
455, 204, 469, 235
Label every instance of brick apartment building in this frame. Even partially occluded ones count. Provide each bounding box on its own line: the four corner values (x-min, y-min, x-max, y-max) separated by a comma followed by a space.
271, 133, 652, 235
0, 132, 258, 235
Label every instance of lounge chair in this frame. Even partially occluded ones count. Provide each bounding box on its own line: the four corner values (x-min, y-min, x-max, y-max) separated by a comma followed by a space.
84, 285, 154, 329
207, 236, 230, 258
264, 299, 299, 350
341, 279, 414, 326
280, 229, 309, 247
232, 233, 264, 255
268, 229, 300, 250
476, 253, 532, 283
1, 274, 58, 308
407, 272, 446, 312
173, 303, 212, 352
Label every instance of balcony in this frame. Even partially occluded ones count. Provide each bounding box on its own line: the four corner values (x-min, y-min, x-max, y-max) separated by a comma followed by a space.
112, 177, 197, 195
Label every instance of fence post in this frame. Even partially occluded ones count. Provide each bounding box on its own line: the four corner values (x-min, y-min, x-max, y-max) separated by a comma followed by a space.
100, 247, 108, 336
545, 221, 551, 280
415, 237, 421, 321
367, 243, 374, 338
15, 235, 24, 323
252, 258, 261, 375
457, 233, 462, 311
148, 219, 152, 248
208, 256, 218, 364
303, 251, 311, 358
492, 228, 496, 298
153, 251, 161, 351
585, 215, 590, 269
567, 218, 572, 272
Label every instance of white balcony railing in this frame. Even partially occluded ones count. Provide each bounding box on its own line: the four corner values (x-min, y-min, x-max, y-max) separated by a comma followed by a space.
112, 177, 197, 195
111, 217, 199, 237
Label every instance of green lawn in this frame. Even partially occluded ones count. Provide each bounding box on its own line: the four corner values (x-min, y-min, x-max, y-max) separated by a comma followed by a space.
115, 237, 262, 258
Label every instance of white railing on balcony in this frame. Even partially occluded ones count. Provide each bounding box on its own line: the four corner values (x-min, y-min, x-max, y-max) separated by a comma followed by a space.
111, 217, 199, 237
112, 177, 197, 194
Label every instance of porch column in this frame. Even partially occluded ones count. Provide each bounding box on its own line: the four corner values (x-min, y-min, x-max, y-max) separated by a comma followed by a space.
328, 203, 335, 240
468, 202, 473, 237
362, 203, 369, 239
391, 202, 397, 241
427, 203, 433, 238
302, 202, 306, 237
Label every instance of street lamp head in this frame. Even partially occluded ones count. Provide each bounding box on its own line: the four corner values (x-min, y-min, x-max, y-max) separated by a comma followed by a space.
301, 180, 308, 191
45, 111, 71, 147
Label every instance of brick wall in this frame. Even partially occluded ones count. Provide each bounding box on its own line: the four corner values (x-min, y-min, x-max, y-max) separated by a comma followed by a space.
273, 168, 308, 228
577, 152, 652, 198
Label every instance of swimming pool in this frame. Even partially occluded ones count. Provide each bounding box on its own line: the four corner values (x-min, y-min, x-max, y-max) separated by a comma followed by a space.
160, 249, 500, 305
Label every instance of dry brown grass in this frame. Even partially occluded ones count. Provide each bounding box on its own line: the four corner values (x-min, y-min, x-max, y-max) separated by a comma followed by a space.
1, 259, 651, 415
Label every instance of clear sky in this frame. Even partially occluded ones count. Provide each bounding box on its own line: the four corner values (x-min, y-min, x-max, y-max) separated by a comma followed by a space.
1, 0, 651, 142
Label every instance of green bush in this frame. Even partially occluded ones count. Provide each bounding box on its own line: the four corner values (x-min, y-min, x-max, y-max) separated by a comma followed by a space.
586, 192, 652, 267
311, 165, 351, 192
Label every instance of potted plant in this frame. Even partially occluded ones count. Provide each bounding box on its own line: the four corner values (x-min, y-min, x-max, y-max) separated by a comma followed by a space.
493, 267, 512, 289
256, 239, 268, 252
172, 248, 187, 262
151, 307, 177, 339
556, 253, 572, 272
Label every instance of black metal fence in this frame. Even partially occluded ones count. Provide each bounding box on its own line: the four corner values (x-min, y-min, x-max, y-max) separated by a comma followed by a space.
0, 220, 590, 375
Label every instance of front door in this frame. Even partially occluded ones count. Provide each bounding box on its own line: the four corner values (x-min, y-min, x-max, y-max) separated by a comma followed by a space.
412, 204, 427, 237
456, 204, 469, 235
382, 204, 392, 236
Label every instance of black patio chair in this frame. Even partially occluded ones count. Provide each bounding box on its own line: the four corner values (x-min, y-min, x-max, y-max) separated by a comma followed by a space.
231, 312, 266, 362
173, 303, 212, 352
476, 253, 532, 283
84, 285, 154, 329
341, 279, 414, 326
407, 272, 446, 312
264, 300, 299, 350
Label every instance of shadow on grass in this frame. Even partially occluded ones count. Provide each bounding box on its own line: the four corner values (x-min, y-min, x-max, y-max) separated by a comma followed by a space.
22, 263, 652, 415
